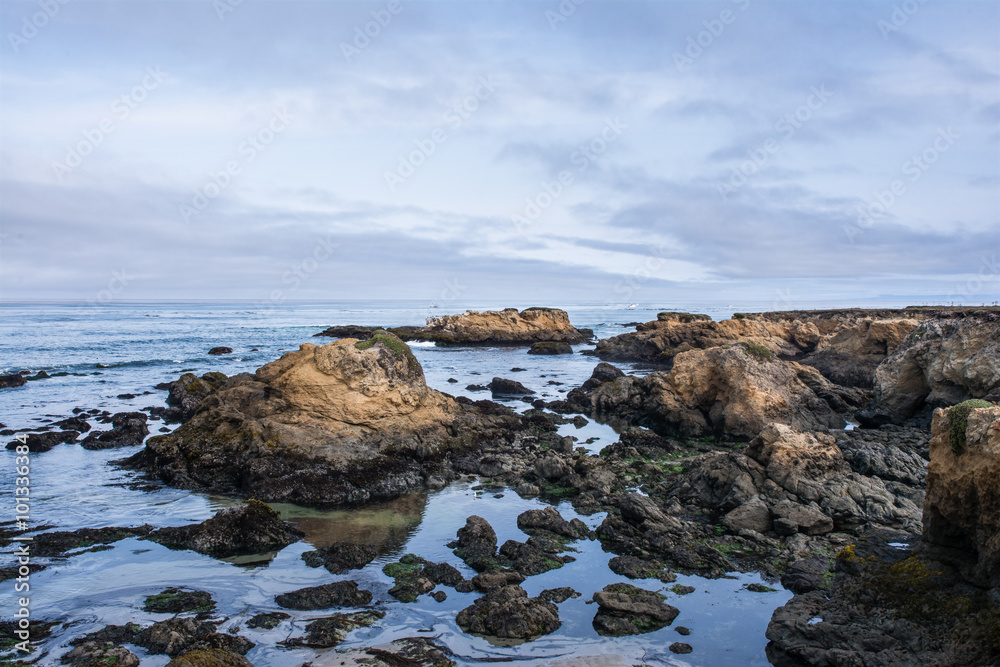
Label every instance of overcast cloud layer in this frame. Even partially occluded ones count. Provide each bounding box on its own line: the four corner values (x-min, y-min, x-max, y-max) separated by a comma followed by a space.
1, 0, 998, 306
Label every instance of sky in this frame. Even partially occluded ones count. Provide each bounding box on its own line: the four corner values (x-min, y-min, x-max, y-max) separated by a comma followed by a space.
0, 0, 998, 307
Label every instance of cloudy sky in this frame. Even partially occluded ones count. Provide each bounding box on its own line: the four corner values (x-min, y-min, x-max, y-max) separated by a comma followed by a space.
1, 0, 997, 306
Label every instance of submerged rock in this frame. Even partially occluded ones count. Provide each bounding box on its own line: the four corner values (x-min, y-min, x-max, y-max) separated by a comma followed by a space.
165, 649, 253, 667
591, 583, 679, 636
318, 637, 456, 666
245, 611, 289, 630
282, 610, 385, 648
33, 525, 154, 557
143, 588, 216, 614
455, 585, 561, 639
5, 429, 80, 452
147, 500, 303, 558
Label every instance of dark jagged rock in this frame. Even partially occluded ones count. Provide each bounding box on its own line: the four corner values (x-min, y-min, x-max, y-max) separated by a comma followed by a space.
162, 372, 230, 423
470, 569, 525, 592
591, 582, 680, 636
527, 341, 573, 355
669, 642, 693, 654
78, 618, 253, 659
497, 539, 571, 576
33, 525, 154, 557
608, 555, 677, 583
301, 542, 378, 574
275, 580, 372, 610
780, 557, 831, 594
383, 554, 466, 602
490, 377, 534, 396
61, 641, 140, 666
80, 412, 148, 449
143, 588, 216, 614
0, 373, 26, 388
581, 362, 625, 391
455, 585, 561, 639
6, 429, 79, 452
208, 347, 233, 355
516, 506, 590, 540
54, 416, 91, 432
282, 611, 385, 648
147, 500, 303, 558
450, 515, 500, 572
539, 587, 580, 603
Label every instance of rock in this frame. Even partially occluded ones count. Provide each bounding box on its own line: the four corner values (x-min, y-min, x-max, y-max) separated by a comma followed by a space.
451, 515, 499, 571
165, 649, 253, 667
208, 347, 233, 355
135, 618, 253, 657
723, 497, 773, 534
415, 307, 591, 345
490, 377, 534, 395
799, 318, 918, 387
528, 341, 574, 355
163, 372, 230, 422
0, 373, 26, 388
302, 542, 378, 574
675, 626, 691, 635
780, 556, 831, 594
859, 314, 1000, 425
275, 580, 372, 610
471, 570, 525, 592
5, 429, 79, 452
669, 642, 693, 654
245, 612, 289, 629
516, 506, 590, 540
608, 555, 676, 583
144, 588, 216, 614
670, 584, 696, 595
61, 642, 140, 666
80, 411, 148, 449
147, 500, 303, 558
325, 637, 457, 666
591, 583, 680, 636
590, 346, 846, 439
33, 525, 154, 556
533, 455, 571, 481
539, 587, 580, 603
383, 554, 466, 602
455, 585, 561, 639
923, 403, 1000, 585
125, 336, 539, 505
282, 610, 385, 648
466, 384, 487, 391
581, 362, 625, 391
54, 416, 91, 432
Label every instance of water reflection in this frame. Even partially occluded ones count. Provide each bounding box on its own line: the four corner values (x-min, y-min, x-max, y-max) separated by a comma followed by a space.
270, 493, 427, 551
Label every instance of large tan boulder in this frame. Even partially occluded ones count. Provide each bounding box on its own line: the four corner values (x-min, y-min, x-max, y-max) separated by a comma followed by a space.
126, 333, 528, 505
861, 315, 1000, 425
590, 346, 846, 439
923, 402, 1000, 585
419, 307, 590, 345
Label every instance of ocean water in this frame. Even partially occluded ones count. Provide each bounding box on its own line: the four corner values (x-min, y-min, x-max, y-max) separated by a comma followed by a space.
0, 299, 908, 666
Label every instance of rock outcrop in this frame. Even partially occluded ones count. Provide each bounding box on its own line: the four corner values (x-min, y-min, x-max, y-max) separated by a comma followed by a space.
588, 346, 850, 438
147, 500, 303, 557
455, 585, 561, 639
125, 333, 551, 505
315, 307, 592, 346
859, 314, 1000, 426
923, 402, 1000, 585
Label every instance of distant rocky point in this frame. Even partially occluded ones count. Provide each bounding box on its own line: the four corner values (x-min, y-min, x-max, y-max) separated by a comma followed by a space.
314, 307, 592, 346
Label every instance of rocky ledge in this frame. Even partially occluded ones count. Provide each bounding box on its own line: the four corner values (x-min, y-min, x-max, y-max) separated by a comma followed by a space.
123, 332, 562, 505
765, 402, 1000, 666
314, 307, 593, 346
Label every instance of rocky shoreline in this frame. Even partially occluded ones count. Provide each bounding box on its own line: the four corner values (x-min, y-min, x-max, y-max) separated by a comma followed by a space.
4, 306, 998, 666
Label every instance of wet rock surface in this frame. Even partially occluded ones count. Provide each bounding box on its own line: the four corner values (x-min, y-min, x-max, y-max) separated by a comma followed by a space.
275, 580, 372, 610
301, 541, 378, 573
147, 500, 303, 558
591, 583, 680, 636
32, 525, 154, 557
61, 641, 140, 666
75, 619, 253, 658
383, 553, 466, 602
143, 588, 216, 614
165, 648, 253, 667
528, 341, 573, 355
80, 411, 148, 449
282, 610, 385, 648
455, 585, 561, 639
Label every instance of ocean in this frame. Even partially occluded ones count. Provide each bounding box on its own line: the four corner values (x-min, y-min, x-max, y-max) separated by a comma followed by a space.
0, 299, 913, 666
